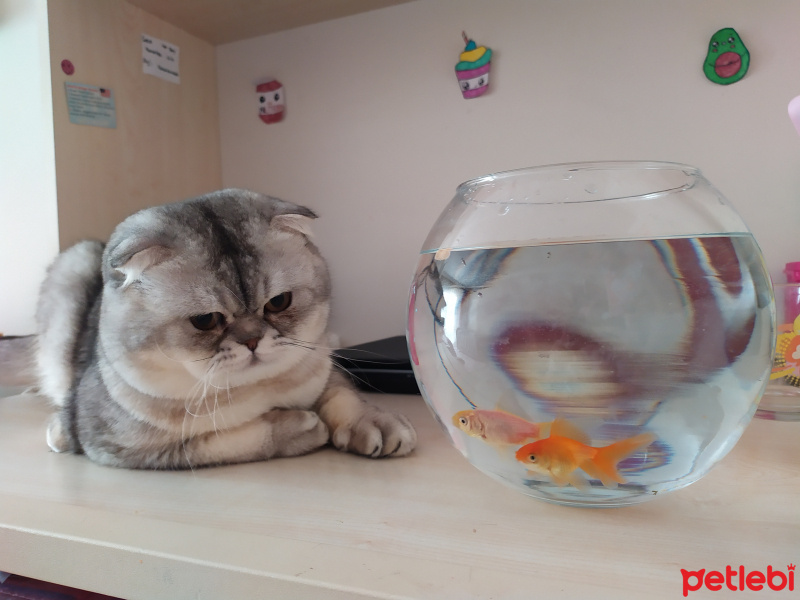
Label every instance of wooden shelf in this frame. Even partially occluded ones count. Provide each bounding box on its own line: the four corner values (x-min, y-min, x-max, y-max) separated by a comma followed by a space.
0, 392, 797, 599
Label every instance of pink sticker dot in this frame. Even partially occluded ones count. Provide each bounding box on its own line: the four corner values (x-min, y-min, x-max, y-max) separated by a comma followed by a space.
61, 59, 75, 75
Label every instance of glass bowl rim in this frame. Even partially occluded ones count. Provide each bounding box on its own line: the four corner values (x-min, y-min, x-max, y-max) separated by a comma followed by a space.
457, 160, 701, 191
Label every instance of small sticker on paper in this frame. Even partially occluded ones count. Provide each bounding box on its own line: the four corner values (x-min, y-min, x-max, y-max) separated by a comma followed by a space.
64, 82, 116, 129
142, 34, 180, 83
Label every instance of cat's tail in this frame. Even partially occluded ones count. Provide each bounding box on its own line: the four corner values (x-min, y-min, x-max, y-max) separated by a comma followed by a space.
1, 241, 105, 400
36, 240, 104, 406
0, 335, 38, 388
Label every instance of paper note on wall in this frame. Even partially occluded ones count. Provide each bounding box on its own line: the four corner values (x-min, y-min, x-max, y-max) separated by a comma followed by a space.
142, 34, 180, 83
64, 82, 117, 128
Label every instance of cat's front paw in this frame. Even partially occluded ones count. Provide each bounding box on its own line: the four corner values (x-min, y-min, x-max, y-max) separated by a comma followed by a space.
263, 409, 329, 458
46, 414, 70, 453
331, 407, 417, 458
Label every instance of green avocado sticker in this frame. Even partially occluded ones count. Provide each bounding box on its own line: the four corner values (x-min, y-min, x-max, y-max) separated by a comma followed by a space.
703, 27, 750, 85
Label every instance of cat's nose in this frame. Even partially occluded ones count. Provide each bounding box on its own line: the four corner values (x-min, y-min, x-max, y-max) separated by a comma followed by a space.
229, 315, 266, 351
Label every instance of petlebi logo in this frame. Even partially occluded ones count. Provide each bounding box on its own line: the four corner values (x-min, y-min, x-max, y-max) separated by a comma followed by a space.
681, 564, 795, 596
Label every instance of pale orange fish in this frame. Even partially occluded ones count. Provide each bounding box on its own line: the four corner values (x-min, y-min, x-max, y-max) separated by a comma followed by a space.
452, 409, 551, 446
514, 418, 656, 490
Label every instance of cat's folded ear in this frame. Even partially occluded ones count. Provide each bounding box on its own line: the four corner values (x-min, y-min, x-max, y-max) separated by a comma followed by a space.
271, 210, 317, 239
106, 237, 174, 288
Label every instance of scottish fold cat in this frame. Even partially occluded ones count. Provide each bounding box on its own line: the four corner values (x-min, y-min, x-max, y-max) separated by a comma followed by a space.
0, 189, 416, 468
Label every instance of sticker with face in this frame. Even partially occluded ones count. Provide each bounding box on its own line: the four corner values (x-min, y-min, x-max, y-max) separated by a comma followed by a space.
256, 79, 285, 124
703, 28, 750, 85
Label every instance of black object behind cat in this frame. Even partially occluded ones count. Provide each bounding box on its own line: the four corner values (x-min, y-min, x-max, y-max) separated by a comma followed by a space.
334, 336, 420, 395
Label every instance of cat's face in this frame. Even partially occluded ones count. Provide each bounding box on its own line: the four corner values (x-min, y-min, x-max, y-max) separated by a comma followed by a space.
98, 190, 331, 398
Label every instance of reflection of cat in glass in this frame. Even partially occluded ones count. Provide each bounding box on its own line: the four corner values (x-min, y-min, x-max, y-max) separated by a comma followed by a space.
0, 189, 416, 469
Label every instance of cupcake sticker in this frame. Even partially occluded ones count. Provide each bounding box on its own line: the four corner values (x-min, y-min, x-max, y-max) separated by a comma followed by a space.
455, 32, 492, 99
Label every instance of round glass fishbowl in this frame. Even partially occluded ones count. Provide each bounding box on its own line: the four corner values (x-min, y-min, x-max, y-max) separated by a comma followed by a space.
407, 161, 775, 507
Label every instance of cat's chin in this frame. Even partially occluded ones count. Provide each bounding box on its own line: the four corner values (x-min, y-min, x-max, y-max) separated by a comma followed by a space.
211, 359, 288, 388
110, 351, 290, 400
183, 344, 324, 391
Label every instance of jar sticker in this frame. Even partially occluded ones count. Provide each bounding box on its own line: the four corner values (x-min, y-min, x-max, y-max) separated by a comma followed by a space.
770, 316, 800, 386
256, 79, 285, 124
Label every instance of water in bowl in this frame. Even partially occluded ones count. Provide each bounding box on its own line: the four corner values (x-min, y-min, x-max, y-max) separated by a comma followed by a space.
408, 233, 773, 507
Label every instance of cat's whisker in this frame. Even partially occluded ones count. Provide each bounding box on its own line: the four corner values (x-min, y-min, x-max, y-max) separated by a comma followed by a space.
189, 355, 216, 363
280, 336, 399, 367
279, 337, 395, 392
223, 284, 246, 310
278, 339, 316, 352
181, 377, 208, 472
283, 347, 380, 394
211, 385, 220, 437
216, 397, 229, 432
156, 341, 215, 364
183, 385, 203, 417
211, 371, 228, 433
186, 369, 208, 399
329, 360, 385, 394
280, 336, 336, 351
328, 351, 397, 366
180, 406, 196, 472
200, 364, 217, 421
184, 362, 216, 417
184, 394, 204, 419
193, 372, 211, 407
184, 397, 205, 418
179, 323, 223, 470
281, 336, 394, 393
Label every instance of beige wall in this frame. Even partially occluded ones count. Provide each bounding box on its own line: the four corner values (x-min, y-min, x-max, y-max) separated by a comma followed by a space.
217, 0, 800, 346
48, 0, 222, 249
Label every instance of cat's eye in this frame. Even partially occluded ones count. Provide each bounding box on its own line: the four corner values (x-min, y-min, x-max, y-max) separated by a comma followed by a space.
264, 292, 292, 314
190, 312, 225, 331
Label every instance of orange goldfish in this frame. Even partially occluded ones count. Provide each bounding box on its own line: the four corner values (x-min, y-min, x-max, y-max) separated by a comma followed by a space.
452, 409, 551, 446
514, 418, 656, 490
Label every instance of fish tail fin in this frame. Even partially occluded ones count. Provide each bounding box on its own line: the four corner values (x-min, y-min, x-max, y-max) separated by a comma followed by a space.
550, 417, 591, 445
531, 420, 552, 440
584, 433, 656, 487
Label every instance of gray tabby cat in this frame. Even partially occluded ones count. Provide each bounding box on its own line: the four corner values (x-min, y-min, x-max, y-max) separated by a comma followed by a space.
0, 189, 416, 468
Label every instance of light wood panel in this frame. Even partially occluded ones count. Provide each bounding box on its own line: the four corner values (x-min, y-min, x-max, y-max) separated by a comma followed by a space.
48, 0, 222, 249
